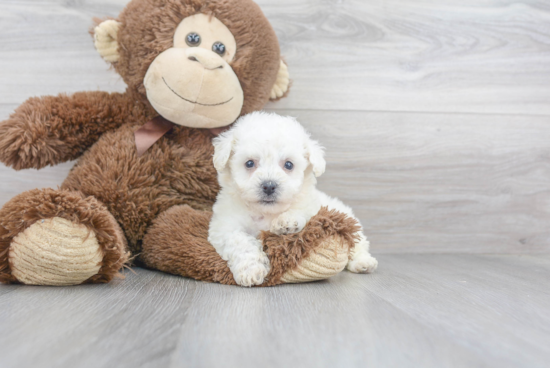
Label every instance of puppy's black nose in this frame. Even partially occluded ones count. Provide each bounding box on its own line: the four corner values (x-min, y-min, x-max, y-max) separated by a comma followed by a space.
261, 181, 278, 196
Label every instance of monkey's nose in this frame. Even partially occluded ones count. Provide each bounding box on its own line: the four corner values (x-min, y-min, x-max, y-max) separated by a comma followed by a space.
261, 181, 278, 196
186, 48, 224, 70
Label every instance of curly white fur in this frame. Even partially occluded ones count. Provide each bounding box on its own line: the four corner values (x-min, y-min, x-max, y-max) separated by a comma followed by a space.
208, 112, 377, 286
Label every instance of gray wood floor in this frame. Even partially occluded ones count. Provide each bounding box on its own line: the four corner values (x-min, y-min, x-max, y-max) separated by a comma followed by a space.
1, 1, 549, 367
1, 255, 549, 368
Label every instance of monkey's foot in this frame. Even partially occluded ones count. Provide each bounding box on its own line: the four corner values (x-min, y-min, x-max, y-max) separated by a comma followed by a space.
0, 189, 129, 285
262, 207, 361, 285
10, 217, 103, 285
279, 235, 349, 283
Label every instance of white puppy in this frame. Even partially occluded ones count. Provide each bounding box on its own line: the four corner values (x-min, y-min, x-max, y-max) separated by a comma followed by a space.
208, 112, 378, 287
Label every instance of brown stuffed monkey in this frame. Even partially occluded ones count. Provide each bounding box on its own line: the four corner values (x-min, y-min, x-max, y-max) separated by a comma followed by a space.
0, 0, 359, 286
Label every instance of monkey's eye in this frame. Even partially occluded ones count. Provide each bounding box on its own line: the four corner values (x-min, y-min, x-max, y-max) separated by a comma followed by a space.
212, 42, 226, 56
186, 32, 201, 46
284, 161, 294, 170
245, 160, 255, 169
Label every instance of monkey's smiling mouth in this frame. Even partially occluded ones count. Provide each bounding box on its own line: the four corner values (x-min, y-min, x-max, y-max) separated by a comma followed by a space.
162, 77, 233, 107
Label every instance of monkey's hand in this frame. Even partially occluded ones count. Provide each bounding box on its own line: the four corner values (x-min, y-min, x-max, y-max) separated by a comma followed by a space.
0, 91, 132, 170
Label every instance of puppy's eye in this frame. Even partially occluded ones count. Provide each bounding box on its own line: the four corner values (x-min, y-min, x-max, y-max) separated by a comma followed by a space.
212, 42, 226, 56
186, 32, 201, 46
245, 160, 255, 168
284, 161, 294, 170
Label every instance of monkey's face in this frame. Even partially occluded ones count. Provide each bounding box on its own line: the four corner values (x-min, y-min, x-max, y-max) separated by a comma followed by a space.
93, 0, 290, 129
143, 14, 244, 128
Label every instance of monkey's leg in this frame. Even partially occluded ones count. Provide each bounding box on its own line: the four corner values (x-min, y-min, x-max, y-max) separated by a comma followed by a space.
140, 205, 358, 286
0, 189, 129, 285
140, 205, 237, 285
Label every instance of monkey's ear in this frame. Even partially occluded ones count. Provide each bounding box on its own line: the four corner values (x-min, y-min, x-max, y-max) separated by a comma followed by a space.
270, 60, 291, 101
93, 19, 121, 63
306, 138, 326, 178
212, 131, 235, 172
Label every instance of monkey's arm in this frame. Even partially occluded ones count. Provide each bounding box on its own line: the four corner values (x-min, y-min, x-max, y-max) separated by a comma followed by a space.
0, 91, 135, 170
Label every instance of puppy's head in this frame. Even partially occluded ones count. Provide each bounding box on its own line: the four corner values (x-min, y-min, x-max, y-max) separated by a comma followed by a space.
213, 111, 325, 214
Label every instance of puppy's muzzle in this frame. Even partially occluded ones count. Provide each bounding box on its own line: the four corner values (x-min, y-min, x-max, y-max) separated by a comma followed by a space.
261, 181, 278, 196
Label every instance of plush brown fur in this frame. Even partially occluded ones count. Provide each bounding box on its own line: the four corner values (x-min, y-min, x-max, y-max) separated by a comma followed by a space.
0, 0, 347, 286
260, 208, 360, 286
140, 205, 236, 284
61, 100, 220, 254
0, 189, 129, 284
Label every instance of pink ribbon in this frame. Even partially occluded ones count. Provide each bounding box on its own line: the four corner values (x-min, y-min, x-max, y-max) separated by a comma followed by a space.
134, 116, 174, 157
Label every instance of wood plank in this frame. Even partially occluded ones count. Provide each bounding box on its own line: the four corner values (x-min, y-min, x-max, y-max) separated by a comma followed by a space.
273, 109, 550, 254
3, 255, 546, 368
172, 275, 490, 368
0, 0, 549, 114
172, 254, 550, 368
261, 0, 550, 114
0, 269, 196, 368
0, 0, 127, 104
363, 254, 550, 362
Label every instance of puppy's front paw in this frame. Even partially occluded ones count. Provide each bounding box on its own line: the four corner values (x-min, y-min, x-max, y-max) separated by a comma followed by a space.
270, 213, 306, 235
231, 253, 270, 287
347, 253, 378, 274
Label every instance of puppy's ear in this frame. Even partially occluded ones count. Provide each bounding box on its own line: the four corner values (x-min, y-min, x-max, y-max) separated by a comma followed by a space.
213, 131, 234, 172
306, 138, 326, 177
